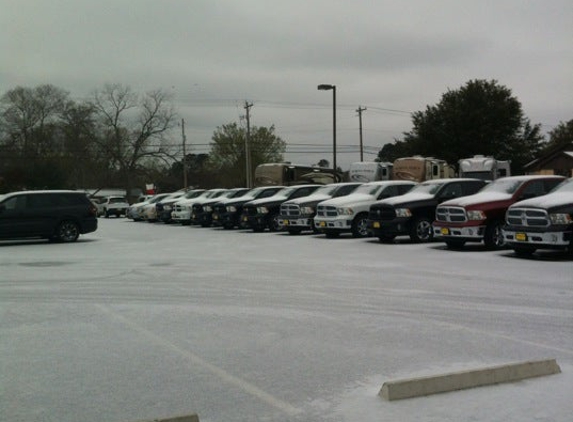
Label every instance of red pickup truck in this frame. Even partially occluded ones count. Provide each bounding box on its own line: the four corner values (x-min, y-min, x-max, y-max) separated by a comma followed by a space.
432, 175, 565, 249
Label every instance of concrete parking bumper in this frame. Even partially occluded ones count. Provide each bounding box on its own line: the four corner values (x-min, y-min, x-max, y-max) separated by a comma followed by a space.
380, 358, 561, 401
130, 414, 199, 422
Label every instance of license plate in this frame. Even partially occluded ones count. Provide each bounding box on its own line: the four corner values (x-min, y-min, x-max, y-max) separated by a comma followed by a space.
441, 227, 450, 235
515, 232, 527, 241
319, 221, 326, 227
373, 221, 380, 228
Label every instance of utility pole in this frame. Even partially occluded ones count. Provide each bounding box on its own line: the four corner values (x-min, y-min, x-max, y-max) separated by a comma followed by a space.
181, 118, 188, 189
244, 101, 253, 188
356, 106, 366, 162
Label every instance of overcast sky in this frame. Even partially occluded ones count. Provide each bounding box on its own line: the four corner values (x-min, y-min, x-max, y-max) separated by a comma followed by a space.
2, 0, 572, 170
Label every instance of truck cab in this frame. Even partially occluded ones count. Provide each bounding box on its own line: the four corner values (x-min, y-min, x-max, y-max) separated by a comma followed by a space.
433, 175, 565, 249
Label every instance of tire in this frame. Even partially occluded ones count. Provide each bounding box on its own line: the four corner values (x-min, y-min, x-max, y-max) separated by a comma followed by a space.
378, 235, 396, 243
104, 209, 109, 218
351, 213, 370, 238
513, 246, 536, 257
52, 221, 80, 242
268, 214, 283, 232
410, 217, 433, 243
445, 239, 466, 249
484, 220, 505, 250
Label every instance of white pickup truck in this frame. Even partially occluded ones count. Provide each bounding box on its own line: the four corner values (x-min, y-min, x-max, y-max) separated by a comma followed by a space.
314, 181, 417, 237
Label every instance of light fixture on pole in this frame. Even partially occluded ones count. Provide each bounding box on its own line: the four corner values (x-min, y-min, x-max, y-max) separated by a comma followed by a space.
317, 84, 336, 171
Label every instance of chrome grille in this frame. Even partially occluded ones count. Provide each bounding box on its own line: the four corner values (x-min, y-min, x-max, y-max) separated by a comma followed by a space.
316, 205, 338, 217
280, 204, 300, 217
436, 206, 467, 222
506, 208, 550, 227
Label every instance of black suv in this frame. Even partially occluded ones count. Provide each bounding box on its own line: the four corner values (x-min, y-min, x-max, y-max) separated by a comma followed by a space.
0, 190, 98, 242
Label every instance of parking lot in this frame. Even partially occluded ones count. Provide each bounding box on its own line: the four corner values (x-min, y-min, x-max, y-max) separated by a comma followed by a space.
1, 218, 572, 422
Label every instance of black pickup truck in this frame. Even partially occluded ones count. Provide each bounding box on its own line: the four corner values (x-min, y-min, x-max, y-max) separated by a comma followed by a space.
368, 178, 487, 243
243, 184, 321, 232
212, 186, 285, 229
503, 177, 573, 256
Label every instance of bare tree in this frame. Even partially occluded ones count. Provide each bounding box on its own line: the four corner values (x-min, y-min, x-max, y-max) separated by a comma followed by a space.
91, 84, 177, 197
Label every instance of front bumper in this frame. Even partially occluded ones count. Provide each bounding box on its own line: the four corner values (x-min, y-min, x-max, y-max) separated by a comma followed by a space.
503, 227, 572, 248
281, 215, 313, 230
369, 218, 411, 237
314, 217, 352, 232
432, 224, 486, 241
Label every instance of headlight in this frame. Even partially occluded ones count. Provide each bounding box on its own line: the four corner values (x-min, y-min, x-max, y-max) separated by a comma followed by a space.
227, 205, 237, 212
467, 210, 486, 221
300, 206, 315, 215
204, 205, 212, 212
337, 207, 354, 215
549, 213, 572, 225
395, 208, 412, 218
257, 206, 269, 214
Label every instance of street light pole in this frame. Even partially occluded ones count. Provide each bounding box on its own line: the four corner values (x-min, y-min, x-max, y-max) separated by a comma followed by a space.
317, 84, 336, 171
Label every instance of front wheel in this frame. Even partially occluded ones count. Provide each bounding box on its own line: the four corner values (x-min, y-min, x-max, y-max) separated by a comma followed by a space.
484, 221, 505, 250
268, 214, 283, 232
410, 217, 433, 243
52, 221, 80, 242
351, 214, 370, 238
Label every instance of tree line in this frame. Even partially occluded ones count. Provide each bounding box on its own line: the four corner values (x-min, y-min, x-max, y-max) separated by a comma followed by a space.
1, 79, 571, 196
0, 84, 287, 196
378, 79, 572, 171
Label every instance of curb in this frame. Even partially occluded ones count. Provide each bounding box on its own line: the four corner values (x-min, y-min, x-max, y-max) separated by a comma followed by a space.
131, 414, 199, 422
380, 358, 561, 401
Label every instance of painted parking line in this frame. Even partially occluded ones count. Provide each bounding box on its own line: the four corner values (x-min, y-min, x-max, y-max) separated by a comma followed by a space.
96, 304, 300, 416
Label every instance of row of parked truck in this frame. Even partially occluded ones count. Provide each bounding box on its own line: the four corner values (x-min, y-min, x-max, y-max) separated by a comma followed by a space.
125, 174, 573, 257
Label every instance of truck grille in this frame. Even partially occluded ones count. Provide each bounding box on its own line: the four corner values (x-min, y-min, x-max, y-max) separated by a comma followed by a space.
506, 208, 550, 227
243, 205, 256, 216
435, 206, 467, 222
316, 205, 338, 217
368, 204, 396, 221
173, 204, 187, 212
280, 204, 300, 217
213, 204, 226, 214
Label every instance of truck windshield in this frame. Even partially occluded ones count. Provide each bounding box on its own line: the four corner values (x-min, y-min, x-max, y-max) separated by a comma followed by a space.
353, 184, 383, 195
409, 182, 445, 195
480, 179, 523, 194
550, 178, 573, 193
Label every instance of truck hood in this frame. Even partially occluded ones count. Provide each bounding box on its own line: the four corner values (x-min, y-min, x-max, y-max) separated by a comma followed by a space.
283, 193, 332, 206
509, 191, 573, 210
379, 192, 435, 206
440, 191, 512, 207
246, 194, 289, 206
318, 193, 375, 207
